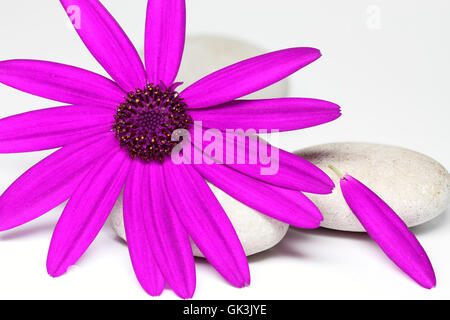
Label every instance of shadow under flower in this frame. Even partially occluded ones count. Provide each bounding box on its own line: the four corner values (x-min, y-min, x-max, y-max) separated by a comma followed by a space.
0, 221, 56, 241
246, 229, 310, 263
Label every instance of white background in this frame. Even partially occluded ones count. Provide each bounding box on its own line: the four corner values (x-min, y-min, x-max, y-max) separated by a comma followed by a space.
0, 0, 449, 299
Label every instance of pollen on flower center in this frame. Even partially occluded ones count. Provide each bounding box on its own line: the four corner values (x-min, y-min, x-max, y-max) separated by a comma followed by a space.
113, 83, 192, 162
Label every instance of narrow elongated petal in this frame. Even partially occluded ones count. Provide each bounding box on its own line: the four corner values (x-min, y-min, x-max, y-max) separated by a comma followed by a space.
146, 161, 196, 299
193, 159, 323, 228
190, 98, 341, 132
0, 133, 117, 231
181, 47, 321, 109
123, 161, 164, 296
47, 148, 131, 277
338, 172, 436, 289
0, 105, 113, 153
189, 128, 334, 193
0, 60, 124, 107
145, 0, 186, 85
164, 161, 250, 287
60, 0, 147, 91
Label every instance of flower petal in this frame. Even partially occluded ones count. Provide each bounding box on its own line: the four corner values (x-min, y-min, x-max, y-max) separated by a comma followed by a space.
0, 133, 117, 231
145, 161, 196, 299
181, 47, 321, 109
123, 161, 165, 296
0, 105, 113, 153
193, 158, 322, 229
145, 0, 186, 85
189, 128, 334, 194
164, 161, 250, 287
0, 60, 124, 106
46, 148, 131, 277
190, 98, 341, 132
339, 173, 436, 289
59, 0, 147, 91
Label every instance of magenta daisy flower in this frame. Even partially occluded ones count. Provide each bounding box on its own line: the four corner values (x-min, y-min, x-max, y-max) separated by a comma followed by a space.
0, 0, 340, 298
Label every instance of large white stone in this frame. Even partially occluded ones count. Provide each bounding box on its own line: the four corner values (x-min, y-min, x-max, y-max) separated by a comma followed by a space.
111, 36, 290, 256
296, 142, 450, 232
109, 184, 289, 257
138, 35, 289, 99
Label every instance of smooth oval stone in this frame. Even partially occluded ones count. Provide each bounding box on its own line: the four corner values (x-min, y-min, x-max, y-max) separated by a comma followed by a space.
109, 183, 289, 257
296, 143, 450, 232
138, 35, 289, 99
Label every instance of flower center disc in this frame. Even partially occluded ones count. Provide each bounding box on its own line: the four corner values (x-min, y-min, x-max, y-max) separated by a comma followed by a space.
113, 83, 192, 162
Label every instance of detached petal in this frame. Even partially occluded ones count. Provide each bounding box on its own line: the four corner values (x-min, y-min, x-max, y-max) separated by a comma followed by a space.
190, 98, 341, 132
164, 161, 250, 288
47, 148, 131, 277
0, 133, 117, 231
145, 0, 186, 85
193, 158, 323, 229
146, 161, 196, 299
0, 60, 125, 106
0, 105, 113, 153
182, 47, 321, 108
339, 172, 436, 289
123, 161, 165, 296
60, 0, 147, 91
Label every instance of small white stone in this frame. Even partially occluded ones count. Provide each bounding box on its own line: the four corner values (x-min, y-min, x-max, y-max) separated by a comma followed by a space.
109, 184, 289, 257
138, 35, 289, 99
295, 142, 450, 232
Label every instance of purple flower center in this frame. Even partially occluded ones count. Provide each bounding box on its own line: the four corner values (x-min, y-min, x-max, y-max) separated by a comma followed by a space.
113, 83, 192, 162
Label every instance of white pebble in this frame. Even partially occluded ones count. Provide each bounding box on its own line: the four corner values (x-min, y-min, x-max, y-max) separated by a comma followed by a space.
296, 142, 450, 232
139, 35, 289, 99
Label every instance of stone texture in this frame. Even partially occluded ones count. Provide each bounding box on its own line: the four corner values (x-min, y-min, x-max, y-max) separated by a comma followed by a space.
296, 142, 450, 232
